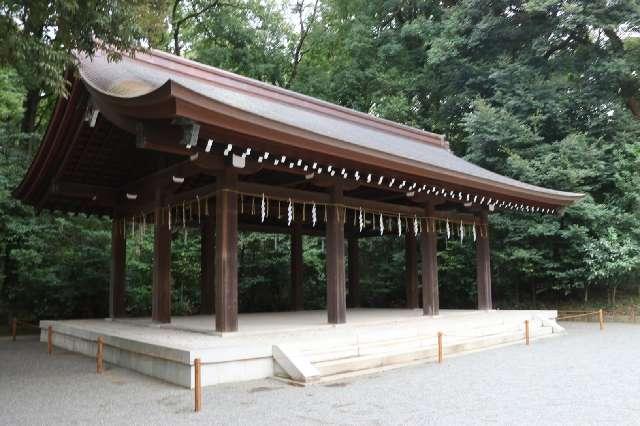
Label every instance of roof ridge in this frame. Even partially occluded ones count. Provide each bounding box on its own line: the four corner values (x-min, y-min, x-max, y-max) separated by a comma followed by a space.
130, 48, 448, 149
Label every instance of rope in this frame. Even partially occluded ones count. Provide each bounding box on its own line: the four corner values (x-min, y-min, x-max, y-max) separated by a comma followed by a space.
14, 319, 41, 329
443, 330, 524, 339
557, 311, 600, 321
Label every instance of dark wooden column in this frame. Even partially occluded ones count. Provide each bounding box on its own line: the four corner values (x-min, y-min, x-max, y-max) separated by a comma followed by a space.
405, 232, 419, 309
326, 185, 346, 324
200, 200, 215, 315
421, 202, 439, 316
476, 210, 492, 310
152, 205, 172, 323
109, 218, 126, 318
347, 236, 361, 308
215, 170, 238, 332
291, 221, 304, 311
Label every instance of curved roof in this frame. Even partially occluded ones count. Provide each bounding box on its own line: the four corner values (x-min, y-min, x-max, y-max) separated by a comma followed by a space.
78, 50, 582, 207
14, 48, 583, 215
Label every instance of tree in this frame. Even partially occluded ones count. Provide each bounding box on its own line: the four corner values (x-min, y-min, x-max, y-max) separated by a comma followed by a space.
0, 0, 167, 133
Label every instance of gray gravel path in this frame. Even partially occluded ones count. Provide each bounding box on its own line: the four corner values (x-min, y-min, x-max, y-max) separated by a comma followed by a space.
1, 322, 639, 425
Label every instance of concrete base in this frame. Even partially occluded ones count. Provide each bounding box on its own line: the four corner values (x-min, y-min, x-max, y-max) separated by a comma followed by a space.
40, 309, 562, 388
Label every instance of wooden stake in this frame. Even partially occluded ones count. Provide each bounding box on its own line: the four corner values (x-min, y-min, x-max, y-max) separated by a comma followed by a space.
437, 332, 443, 363
194, 358, 202, 412
599, 309, 604, 331
524, 320, 530, 345
96, 337, 104, 374
47, 325, 53, 355
11, 318, 17, 342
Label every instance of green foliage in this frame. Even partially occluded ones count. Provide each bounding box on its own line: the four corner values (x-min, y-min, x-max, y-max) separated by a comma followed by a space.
2, 0, 640, 321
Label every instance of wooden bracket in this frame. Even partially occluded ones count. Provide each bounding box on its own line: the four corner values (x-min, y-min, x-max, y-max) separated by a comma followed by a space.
172, 117, 201, 148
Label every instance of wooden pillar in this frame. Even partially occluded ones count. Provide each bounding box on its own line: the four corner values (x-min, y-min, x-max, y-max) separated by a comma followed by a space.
291, 221, 304, 311
326, 185, 346, 324
215, 170, 238, 332
152, 204, 172, 323
405, 232, 418, 309
200, 200, 215, 315
109, 218, 126, 318
476, 210, 492, 310
347, 237, 361, 308
421, 202, 439, 316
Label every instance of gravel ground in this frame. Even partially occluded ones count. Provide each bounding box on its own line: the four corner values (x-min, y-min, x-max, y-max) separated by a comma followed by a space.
1, 322, 639, 425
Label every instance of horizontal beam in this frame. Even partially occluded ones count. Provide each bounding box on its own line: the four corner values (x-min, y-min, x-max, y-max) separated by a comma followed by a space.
50, 182, 116, 205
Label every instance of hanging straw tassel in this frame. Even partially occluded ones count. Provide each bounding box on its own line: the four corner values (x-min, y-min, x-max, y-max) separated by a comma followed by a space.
312, 203, 317, 227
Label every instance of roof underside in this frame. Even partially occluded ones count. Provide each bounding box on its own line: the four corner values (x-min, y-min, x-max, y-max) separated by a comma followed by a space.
14, 49, 583, 217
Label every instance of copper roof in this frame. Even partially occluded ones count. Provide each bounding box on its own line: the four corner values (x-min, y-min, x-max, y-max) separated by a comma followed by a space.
15, 49, 583, 214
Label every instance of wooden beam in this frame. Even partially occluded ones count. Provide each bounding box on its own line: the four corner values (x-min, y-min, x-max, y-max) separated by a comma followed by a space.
50, 182, 116, 205
405, 232, 419, 309
215, 169, 239, 332
240, 222, 325, 237
476, 210, 492, 310
109, 218, 126, 318
290, 220, 304, 311
122, 156, 223, 202
421, 202, 439, 316
135, 121, 193, 156
152, 202, 172, 323
200, 199, 215, 315
326, 185, 346, 324
347, 237, 361, 308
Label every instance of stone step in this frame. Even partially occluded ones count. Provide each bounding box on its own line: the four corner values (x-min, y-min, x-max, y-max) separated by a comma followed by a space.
311, 327, 554, 379
301, 321, 544, 364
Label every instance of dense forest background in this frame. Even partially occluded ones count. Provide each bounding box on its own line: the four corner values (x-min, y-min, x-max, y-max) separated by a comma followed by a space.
1, 0, 639, 322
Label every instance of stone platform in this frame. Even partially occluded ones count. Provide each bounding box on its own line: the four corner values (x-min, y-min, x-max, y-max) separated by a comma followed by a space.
40, 309, 563, 388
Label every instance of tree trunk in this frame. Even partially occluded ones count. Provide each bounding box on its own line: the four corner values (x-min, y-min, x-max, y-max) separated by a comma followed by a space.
612, 285, 618, 305
21, 89, 41, 134
584, 284, 589, 303
531, 282, 536, 307
171, 0, 182, 56
627, 97, 640, 119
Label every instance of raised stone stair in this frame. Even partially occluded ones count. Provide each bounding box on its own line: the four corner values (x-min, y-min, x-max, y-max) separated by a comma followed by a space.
273, 313, 560, 384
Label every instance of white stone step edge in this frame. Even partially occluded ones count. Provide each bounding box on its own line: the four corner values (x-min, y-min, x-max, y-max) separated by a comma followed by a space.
301, 322, 551, 363
312, 327, 554, 377
272, 344, 320, 383
304, 329, 560, 386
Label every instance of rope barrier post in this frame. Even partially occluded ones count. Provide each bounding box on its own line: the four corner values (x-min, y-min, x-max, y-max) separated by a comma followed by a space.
599, 309, 604, 331
96, 337, 104, 374
437, 332, 443, 363
11, 318, 17, 342
47, 325, 53, 355
194, 358, 202, 412
524, 320, 530, 345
